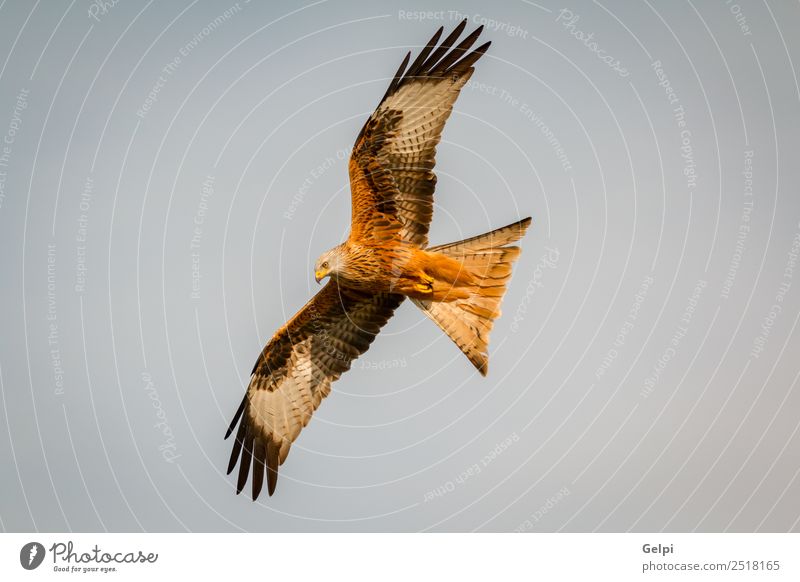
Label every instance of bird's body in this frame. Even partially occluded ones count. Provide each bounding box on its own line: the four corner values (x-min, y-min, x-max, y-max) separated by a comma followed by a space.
226, 21, 532, 499
322, 239, 476, 300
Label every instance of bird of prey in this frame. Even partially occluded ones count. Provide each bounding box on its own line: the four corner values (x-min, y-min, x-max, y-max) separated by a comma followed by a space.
226, 21, 532, 499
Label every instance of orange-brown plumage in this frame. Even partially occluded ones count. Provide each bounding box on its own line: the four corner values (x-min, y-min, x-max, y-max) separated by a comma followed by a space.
226, 21, 531, 499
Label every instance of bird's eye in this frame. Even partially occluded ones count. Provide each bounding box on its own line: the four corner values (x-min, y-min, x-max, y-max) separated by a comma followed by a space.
322, 261, 329, 269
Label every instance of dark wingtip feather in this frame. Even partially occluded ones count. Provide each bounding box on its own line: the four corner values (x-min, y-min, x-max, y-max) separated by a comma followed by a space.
266, 441, 280, 496
226, 415, 247, 474
392, 51, 410, 84
406, 26, 444, 78
422, 19, 469, 73
236, 435, 253, 495
379, 22, 489, 104
431, 24, 485, 75
252, 440, 267, 501
428, 25, 445, 49
446, 40, 491, 76
224, 396, 247, 439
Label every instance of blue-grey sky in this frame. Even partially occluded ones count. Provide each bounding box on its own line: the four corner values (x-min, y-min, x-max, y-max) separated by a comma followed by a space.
1, 0, 799, 532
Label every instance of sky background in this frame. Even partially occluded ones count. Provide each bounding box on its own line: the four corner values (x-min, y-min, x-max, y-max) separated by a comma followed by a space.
1, 0, 799, 532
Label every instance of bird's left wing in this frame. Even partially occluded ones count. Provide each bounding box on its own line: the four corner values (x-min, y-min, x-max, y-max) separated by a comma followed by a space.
348, 20, 490, 247
226, 281, 403, 499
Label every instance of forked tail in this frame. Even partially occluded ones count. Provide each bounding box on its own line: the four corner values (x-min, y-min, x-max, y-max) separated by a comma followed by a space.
412, 217, 532, 375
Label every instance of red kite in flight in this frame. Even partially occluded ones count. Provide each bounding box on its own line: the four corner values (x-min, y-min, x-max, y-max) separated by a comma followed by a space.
227, 21, 531, 499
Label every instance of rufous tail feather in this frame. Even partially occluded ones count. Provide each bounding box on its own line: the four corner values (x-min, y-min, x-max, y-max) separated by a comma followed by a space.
412, 217, 532, 375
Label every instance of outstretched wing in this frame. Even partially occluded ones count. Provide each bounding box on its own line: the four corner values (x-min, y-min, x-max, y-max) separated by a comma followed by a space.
226, 282, 403, 499
349, 20, 490, 247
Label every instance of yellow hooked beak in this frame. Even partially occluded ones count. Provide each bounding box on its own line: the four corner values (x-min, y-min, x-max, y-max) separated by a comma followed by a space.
314, 269, 327, 284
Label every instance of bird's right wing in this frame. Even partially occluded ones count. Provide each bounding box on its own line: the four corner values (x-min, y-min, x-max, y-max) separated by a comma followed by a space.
348, 20, 491, 247
226, 282, 404, 499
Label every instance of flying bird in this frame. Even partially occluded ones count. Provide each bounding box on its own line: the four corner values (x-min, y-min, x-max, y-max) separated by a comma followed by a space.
226, 21, 532, 499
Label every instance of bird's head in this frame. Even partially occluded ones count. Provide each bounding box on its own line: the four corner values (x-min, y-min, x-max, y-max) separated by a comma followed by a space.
314, 246, 344, 284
